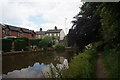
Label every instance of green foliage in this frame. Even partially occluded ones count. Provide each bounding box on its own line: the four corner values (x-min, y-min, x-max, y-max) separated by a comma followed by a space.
55, 44, 65, 51
39, 39, 48, 49
16, 37, 29, 46
29, 39, 42, 46
51, 36, 56, 45
63, 48, 96, 78
67, 2, 101, 49
44, 36, 53, 47
14, 39, 27, 51
99, 3, 120, 41
39, 36, 53, 49
2, 39, 12, 52
102, 45, 120, 78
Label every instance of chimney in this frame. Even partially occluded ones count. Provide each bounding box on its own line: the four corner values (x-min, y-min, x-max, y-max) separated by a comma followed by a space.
40, 28, 42, 31
55, 26, 57, 30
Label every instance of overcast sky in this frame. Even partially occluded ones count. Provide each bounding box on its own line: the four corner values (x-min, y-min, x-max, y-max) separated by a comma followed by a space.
0, 0, 83, 34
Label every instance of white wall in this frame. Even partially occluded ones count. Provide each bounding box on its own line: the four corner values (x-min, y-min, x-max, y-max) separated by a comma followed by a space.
60, 30, 65, 40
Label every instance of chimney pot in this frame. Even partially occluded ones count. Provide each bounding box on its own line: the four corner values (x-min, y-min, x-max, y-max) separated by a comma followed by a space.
55, 26, 57, 30
40, 28, 42, 31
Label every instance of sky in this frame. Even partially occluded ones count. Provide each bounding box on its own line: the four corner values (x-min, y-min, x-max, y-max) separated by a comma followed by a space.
0, 0, 83, 34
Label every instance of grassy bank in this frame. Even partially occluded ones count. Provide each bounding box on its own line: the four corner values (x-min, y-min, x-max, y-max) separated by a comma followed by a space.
62, 47, 97, 78
102, 46, 120, 78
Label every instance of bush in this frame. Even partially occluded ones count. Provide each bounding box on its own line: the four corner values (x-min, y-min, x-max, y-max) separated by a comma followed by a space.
14, 39, 27, 51
102, 46, 120, 78
38, 36, 53, 50
39, 39, 48, 50
55, 44, 65, 51
2, 39, 12, 52
16, 37, 29, 46
63, 48, 96, 78
29, 39, 42, 47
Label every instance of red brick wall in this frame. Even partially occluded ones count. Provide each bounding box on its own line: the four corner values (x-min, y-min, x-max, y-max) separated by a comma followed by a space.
2, 31, 10, 38
10, 31, 18, 37
2, 30, 35, 39
22, 33, 29, 38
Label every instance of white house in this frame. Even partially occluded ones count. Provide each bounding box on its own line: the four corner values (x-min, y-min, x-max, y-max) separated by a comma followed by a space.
35, 26, 65, 43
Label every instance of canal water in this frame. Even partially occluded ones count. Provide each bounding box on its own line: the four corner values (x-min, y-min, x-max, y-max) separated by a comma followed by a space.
2, 50, 75, 78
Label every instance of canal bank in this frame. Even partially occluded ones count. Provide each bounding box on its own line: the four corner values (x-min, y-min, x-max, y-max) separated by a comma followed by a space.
2, 47, 78, 55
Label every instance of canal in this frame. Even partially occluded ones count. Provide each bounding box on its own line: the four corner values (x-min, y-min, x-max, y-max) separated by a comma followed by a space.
2, 50, 76, 78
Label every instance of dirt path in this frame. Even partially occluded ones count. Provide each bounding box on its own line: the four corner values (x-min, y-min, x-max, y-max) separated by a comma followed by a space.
96, 53, 106, 78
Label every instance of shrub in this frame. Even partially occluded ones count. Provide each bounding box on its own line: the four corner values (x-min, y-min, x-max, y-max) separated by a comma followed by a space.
2, 39, 12, 52
16, 37, 29, 46
63, 48, 96, 78
29, 39, 42, 47
102, 46, 120, 78
55, 44, 65, 51
14, 39, 27, 51
38, 36, 53, 49
39, 39, 48, 50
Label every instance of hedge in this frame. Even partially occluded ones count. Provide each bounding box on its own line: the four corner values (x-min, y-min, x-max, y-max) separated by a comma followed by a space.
14, 39, 27, 51
55, 44, 65, 51
29, 39, 42, 47
2, 39, 12, 52
16, 37, 29, 46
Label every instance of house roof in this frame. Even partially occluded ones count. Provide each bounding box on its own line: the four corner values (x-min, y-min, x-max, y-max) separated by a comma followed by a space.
6, 25, 21, 31
46, 29, 62, 33
1, 24, 35, 34
36, 31, 46, 35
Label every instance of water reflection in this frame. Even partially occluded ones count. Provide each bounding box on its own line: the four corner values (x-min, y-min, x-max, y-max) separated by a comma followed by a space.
3, 58, 69, 78
2, 51, 75, 78
3, 62, 51, 78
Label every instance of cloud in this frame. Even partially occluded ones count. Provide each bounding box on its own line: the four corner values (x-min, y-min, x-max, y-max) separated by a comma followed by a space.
0, 0, 82, 34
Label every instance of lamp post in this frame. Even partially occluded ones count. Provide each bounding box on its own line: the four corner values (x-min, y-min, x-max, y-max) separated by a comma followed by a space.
65, 18, 67, 34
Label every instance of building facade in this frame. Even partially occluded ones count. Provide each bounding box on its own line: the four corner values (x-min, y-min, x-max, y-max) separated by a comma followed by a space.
36, 26, 65, 43
1, 24, 36, 39
36, 28, 46, 39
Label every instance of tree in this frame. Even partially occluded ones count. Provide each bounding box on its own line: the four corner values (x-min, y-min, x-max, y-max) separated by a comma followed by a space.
68, 2, 101, 50
99, 2, 120, 43
39, 36, 53, 50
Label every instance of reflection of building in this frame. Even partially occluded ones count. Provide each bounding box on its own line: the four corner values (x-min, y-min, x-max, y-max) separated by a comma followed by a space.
36, 26, 65, 42
1, 24, 36, 39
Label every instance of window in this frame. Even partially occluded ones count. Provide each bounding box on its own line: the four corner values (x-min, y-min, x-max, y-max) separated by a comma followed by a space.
4, 30, 10, 35
2, 30, 5, 33
50, 33, 52, 36
54, 33, 56, 36
18, 32, 22, 36
58, 33, 60, 36
39, 35, 41, 38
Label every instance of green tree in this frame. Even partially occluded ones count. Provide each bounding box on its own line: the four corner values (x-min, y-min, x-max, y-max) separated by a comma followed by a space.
39, 36, 53, 50
68, 2, 101, 50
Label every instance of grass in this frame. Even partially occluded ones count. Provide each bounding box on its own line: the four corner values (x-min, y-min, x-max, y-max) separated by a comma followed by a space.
62, 48, 97, 78
102, 47, 120, 78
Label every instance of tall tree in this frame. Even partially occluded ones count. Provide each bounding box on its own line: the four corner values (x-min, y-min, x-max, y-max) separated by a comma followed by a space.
68, 2, 101, 49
